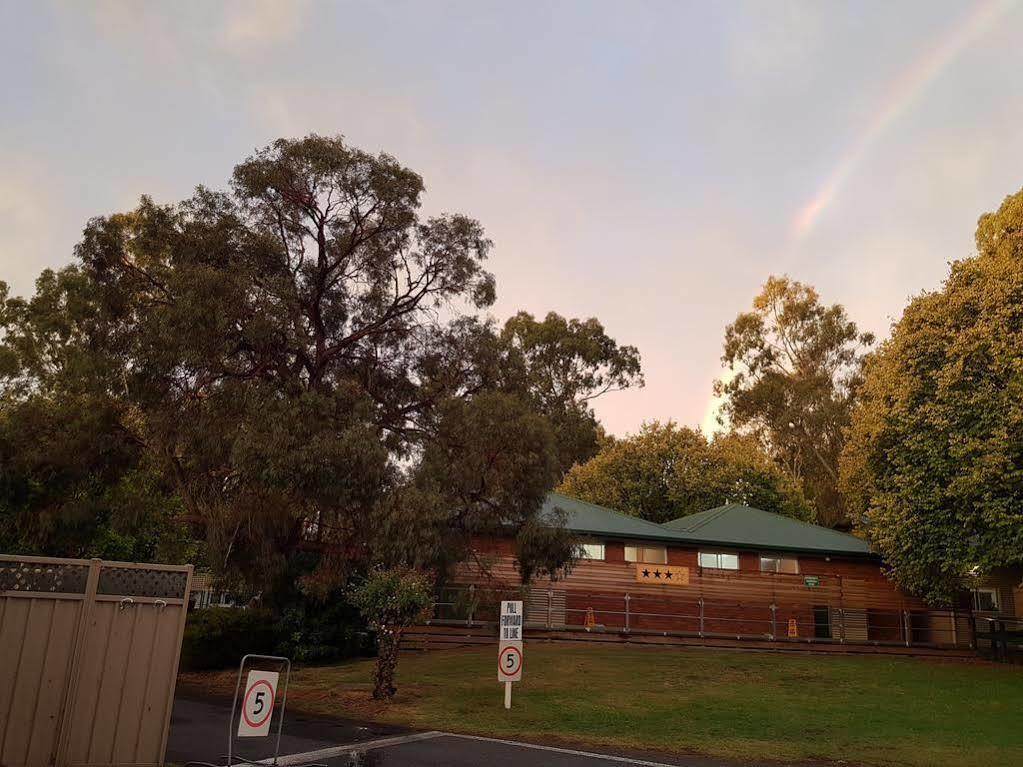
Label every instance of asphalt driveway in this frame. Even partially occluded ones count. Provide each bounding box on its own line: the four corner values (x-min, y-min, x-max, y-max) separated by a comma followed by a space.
168, 692, 845, 767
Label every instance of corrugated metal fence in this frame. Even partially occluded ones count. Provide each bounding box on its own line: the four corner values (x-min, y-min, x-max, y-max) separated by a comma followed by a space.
0, 555, 192, 767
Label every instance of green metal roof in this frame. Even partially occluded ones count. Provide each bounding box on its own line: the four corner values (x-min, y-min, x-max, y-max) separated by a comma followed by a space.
661, 503, 874, 557
542, 493, 875, 557
541, 492, 685, 543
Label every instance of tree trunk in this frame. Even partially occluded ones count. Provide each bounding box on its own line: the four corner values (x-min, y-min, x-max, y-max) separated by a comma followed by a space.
372, 628, 403, 699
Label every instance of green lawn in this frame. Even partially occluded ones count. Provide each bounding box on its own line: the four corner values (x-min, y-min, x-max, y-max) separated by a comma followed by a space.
181, 644, 1023, 767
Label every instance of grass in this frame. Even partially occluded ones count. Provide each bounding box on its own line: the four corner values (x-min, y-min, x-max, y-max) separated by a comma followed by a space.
180, 644, 1023, 767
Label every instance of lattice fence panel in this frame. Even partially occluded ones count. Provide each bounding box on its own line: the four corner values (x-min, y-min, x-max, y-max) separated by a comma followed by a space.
97, 566, 189, 598
0, 560, 90, 594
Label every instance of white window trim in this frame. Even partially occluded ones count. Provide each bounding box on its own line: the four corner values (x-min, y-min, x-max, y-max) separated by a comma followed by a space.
698, 551, 739, 570
624, 545, 668, 564
576, 542, 606, 561
973, 587, 1001, 612
759, 554, 800, 574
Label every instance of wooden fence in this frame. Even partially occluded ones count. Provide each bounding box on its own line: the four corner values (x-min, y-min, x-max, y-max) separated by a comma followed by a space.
0, 555, 192, 767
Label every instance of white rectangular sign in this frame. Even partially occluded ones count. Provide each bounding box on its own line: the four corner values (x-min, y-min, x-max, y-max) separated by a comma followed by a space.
498, 600, 524, 686
499, 600, 523, 641
237, 670, 279, 737
497, 640, 523, 683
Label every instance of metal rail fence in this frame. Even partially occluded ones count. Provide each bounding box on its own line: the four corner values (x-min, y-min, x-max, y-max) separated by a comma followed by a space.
430, 585, 974, 649
974, 617, 1023, 662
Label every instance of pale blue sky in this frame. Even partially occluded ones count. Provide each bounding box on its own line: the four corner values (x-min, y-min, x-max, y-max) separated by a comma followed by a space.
2, 0, 1021, 435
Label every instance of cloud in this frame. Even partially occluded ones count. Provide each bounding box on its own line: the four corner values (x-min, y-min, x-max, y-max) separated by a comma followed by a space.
219, 0, 311, 51
727, 0, 824, 78
0, 153, 67, 296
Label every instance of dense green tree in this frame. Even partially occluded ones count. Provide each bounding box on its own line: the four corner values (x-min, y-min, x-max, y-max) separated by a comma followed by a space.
841, 189, 1023, 604
499, 311, 642, 475
558, 421, 812, 523
0, 135, 638, 597
714, 276, 873, 528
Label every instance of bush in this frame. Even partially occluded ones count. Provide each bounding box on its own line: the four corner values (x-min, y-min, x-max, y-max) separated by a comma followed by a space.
349, 567, 434, 699
179, 607, 276, 671
272, 600, 375, 663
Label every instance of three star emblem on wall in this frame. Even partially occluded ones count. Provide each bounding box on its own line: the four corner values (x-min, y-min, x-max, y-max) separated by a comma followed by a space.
634, 563, 689, 586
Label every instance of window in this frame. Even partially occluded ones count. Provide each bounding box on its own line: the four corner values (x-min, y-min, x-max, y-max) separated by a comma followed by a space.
576, 543, 605, 561
624, 545, 667, 564
973, 587, 1001, 613
813, 606, 832, 639
698, 551, 739, 570
760, 555, 799, 574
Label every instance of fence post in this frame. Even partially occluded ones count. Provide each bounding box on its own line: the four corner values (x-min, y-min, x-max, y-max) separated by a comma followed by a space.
951, 608, 958, 648
53, 559, 102, 767
699, 597, 705, 637
770, 604, 777, 640
467, 584, 475, 626
838, 608, 846, 643
903, 610, 911, 647
624, 593, 631, 633
968, 614, 977, 650
546, 589, 552, 629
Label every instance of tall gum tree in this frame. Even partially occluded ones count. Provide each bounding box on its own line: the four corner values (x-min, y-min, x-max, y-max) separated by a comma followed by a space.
0, 135, 642, 594
715, 276, 874, 528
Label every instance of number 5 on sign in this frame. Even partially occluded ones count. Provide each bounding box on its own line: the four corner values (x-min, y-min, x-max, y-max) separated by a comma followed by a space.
237, 670, 279, 737
498, 642, 523, 682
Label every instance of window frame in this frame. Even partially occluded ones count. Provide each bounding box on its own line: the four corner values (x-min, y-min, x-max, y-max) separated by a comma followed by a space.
972, 587, 1001, 613
759, 554, 800, 574
575, 542, 606, 561
698, 551, 739, 571
624, 544, 668, 564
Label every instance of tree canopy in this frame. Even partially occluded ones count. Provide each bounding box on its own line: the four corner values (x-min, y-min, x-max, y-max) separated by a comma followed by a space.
841, 188, 1023, 604
558, 421, 812, 524
715, 276, 873, 528
0, 135, 641, 596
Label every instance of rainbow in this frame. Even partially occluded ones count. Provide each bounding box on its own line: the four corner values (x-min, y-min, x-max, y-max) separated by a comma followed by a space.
791, 0, 1013, 239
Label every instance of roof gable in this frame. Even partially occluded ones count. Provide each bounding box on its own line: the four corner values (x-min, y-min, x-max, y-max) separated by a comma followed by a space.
662, 503, 873, 556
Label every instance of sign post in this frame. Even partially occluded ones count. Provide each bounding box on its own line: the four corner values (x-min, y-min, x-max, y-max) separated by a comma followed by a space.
498, 600, 523, 708
227, 655, 291, 767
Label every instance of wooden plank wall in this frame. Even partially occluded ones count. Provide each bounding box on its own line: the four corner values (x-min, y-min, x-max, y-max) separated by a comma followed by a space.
456, 536, 944, 640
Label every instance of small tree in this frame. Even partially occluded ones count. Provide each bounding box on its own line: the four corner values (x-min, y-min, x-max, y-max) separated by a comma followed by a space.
350, 567, 434, 700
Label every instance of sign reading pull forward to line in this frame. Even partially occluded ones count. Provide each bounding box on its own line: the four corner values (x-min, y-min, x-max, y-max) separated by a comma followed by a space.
238, 670, 279, 737
498, 600, 524, 685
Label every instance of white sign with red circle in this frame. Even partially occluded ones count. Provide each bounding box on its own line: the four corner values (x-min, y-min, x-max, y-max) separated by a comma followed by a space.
497, 641, 523, 682
237, 670, 279, 737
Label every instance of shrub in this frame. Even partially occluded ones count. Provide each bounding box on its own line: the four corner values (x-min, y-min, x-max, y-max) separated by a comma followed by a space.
349, 567, 434, 699
272, 599, 375, 663
179, 607, 276, 671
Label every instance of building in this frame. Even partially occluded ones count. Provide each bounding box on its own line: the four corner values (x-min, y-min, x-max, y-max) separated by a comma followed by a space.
443, 492, 972, 649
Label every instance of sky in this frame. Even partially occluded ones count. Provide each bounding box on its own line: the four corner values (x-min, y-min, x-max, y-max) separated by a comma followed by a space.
2, 0, 1022, 437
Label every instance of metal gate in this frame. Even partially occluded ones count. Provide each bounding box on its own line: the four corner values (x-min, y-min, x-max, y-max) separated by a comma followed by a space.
0, 555, 192, 767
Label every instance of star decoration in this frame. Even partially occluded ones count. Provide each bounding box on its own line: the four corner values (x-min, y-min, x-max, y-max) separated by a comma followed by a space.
654, 570, 662, 578
642, 569, 650, 578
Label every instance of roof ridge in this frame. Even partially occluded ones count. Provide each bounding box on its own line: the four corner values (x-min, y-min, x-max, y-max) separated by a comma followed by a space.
546, 491, 668, 532
682, 504, 734, 532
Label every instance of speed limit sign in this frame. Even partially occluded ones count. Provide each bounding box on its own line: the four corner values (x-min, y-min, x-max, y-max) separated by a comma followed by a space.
497, 641, 523, 682
237, 670, 279, 737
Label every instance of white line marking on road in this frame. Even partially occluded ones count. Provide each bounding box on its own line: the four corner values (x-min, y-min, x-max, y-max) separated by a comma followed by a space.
264, 731, 445, 765
445, 733, 690, 766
